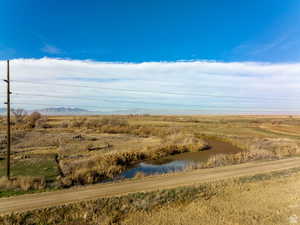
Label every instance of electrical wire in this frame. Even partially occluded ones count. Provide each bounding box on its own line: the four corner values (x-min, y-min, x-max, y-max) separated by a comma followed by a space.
11, 80, 300, 101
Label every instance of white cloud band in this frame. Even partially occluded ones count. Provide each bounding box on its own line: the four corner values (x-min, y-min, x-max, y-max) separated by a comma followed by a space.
1, 57, 300, 114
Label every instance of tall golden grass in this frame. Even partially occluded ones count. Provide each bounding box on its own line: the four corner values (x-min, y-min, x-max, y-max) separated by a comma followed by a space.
183, 137, 300, 170
62, 117, 183, 138
4, 115, 300, 193
247, 138, 300, 157
58, 133, 208, 186
0, 176, 46, 191
57, 129, 300, 186
203, 149, 278, 168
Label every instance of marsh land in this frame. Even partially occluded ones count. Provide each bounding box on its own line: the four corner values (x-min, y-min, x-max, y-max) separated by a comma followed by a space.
1, 114, 300, 224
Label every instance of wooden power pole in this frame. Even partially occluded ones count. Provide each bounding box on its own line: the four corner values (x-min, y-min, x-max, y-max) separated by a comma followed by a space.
4, 60, 11, 179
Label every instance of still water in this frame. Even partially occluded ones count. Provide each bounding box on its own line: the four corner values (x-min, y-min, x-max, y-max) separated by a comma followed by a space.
120, 139, 242, 179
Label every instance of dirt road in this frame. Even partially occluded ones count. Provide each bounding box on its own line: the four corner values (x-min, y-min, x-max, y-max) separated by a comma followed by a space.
1, 157, 300, 215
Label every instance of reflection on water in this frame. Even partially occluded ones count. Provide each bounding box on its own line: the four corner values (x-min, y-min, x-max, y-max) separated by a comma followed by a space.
116, 139, 243, 179
120, 160, 193, 179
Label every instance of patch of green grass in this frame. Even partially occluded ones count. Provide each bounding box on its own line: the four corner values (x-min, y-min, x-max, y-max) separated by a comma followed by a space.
0, 158, 60, 198
0, 158, 59, 181
0, 189, 40, 198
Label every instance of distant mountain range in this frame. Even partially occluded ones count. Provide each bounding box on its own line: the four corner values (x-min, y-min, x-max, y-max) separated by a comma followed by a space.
0, 107, 91, 115
0, 107, 158, 115
0, 107, 185, 115
38, 107, 89, 115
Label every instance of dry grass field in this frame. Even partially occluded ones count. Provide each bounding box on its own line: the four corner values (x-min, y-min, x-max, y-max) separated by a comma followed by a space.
1, 167, 300, 225
1, 114, 300, 224
1, 114, 300, 195
122, 169, 300, 225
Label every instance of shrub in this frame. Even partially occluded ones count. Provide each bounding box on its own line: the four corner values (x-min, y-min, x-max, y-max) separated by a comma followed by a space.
100, 118, 129, 126
28, 111, 42, 122
161, 133, 209, 152
12, 108, 27, 124
35, 117, 51, 129
24, 112, 42, 128
58, 133, 208, 186
69, 117, 87, 128
0, 134, 6, 150
60, 121, 69, 128
248, 138, 300, 158
0, 176, 46, 191
85, 119, 103, 129
13, 131, 60, 148
203, 149, 278, 168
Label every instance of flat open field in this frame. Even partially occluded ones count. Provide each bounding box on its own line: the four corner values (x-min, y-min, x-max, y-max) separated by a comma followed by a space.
1, 114, 300, 194
1, 114, 300, 224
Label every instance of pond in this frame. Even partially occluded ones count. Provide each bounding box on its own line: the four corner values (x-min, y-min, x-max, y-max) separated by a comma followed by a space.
120, 139, 242, 179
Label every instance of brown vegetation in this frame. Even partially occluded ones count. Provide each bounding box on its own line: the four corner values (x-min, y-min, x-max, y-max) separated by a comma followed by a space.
2, 114, 300, 195
183, 137, 300, 169
58, 132, 208, 186
203, 149, 278, 168
1, 168, 299, 225
2, 114, 300, 223
0, 176, 46, 191
246, 137, 300, 157
11, 110, 50, 129
12, 109, 27, 124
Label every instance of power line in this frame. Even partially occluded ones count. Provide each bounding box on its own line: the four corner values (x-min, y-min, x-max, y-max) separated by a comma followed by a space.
11, 80, 300, 101
11, 92, 288, 108
9, 93, 293, 108
3, 89, 300, 113
9, 92, 300, 110
9, 94, 298, 111
10, 89, 300, 104
7, 80, 300, 113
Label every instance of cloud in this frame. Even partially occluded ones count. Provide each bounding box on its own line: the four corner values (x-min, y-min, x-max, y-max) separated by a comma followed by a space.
41, 44, 62, 54
1, 58, 300, 114
231, 31, 300, 61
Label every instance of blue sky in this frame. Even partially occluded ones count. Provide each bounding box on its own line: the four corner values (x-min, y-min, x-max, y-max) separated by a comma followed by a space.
1, 0, 300, 62
1, 0, 300, 114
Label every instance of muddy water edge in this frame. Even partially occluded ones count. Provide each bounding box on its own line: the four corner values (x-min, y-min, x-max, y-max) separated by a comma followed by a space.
119, 138, 242, 179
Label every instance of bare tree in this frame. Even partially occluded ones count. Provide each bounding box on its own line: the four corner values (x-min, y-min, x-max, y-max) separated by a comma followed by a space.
12, 108, 27, 124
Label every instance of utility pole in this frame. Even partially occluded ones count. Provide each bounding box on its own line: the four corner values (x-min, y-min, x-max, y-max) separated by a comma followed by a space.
4, 60, 11, 179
